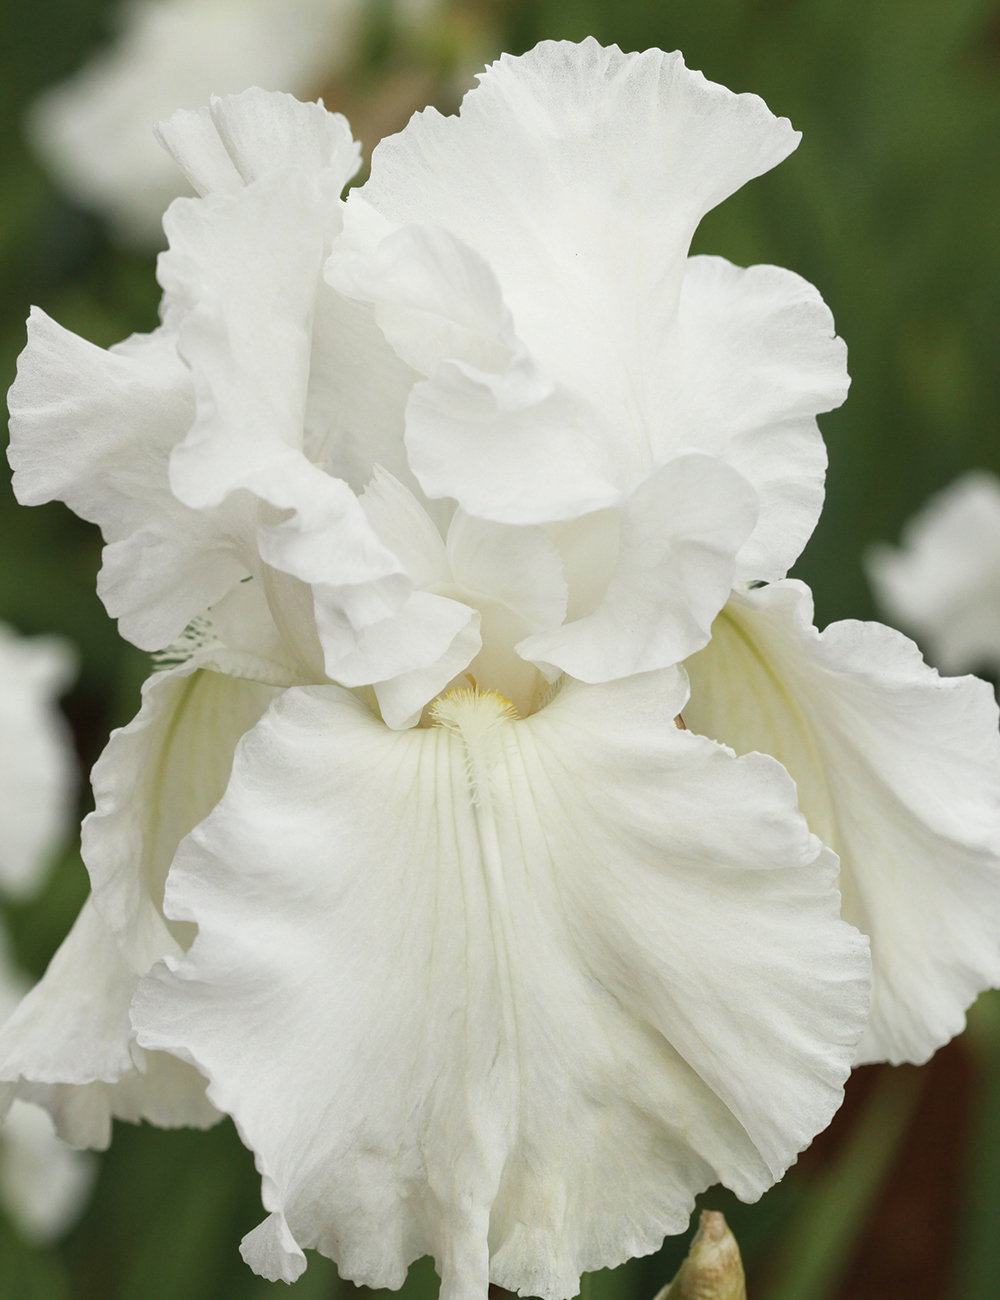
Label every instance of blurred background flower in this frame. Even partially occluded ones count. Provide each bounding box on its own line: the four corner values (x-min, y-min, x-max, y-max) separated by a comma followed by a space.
0, 937, 97, 1252
868, 471, 1000, 678
0, 0, 998, 1297
0, 624, 95, 1263
28, 0, 375, 245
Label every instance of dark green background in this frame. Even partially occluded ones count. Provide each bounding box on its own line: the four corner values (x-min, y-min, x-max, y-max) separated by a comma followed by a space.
1, 0, 998, 1296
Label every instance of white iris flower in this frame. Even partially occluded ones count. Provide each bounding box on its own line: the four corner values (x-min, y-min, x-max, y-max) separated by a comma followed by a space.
1, 38, 997, 1299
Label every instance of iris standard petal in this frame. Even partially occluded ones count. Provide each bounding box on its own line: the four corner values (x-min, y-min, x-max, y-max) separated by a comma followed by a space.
157, 87, 360, 197
359, 468, 568, 722
684, 579, 1000, 1066
518, 454, 758, 680
670, 256, 846, 584
370, 598, 483, 730
446, 510, 567, 634
335, 591, 480, 724
329, 38, 819, 540
159, 116, 420, 675
133, 670, 869, 1300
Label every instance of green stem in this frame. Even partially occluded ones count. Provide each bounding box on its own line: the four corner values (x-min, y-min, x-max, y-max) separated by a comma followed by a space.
757, 1065, 925, 1300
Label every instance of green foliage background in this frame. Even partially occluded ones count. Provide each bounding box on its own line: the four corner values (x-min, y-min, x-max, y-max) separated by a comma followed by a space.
1, 0, 998, 1296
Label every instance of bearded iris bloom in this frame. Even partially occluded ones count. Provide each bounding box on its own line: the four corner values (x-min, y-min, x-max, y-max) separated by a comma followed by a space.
1, 39, 998, 1300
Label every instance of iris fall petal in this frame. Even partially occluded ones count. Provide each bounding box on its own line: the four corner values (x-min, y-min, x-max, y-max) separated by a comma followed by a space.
133, 670, 870, 1298
684, 580, 1000, 1065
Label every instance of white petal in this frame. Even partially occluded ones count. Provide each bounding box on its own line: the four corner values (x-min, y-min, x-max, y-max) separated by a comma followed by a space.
331, 217, 530, 383
670, 257, 846, 583
306, 292, 424, 503
186, 576, 310, 679
0, 1100, 96, 1244
7, 310, 251, 651
446, 511, 567, 633
867, 471, 1000, 674
403, 354, 623, 523
519, 454, 758, 680
684, 580, 1000, 1065
134, 673, 868, 1300
361, 467, 451, 590
331, 39, 800, 523
354, 591, 480, 727
85, 657, 281, 974
358, 472, 567, 722
242, 1211, 307, 1283
0, 899, 218, 1151
161, 170, 338, 503
0, 626, 76, 898
360, 41, 797, 249
157, 87, 360, 197
161, 164, 414, 670
331, 208, 616, 523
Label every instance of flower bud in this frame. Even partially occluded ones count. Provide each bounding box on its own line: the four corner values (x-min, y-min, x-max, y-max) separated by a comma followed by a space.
657, 1211, 747, 1300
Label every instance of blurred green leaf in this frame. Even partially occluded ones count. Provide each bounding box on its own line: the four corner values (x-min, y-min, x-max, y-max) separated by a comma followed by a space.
953, 991, 1000, 1300
0, 1213, 70, 1300
3, 849, 90, 982
757, 1066, 925, 1300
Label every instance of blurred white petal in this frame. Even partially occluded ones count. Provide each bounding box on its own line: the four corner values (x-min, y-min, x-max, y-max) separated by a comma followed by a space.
0, 1100, 96, 1244
29, 0, 370, 244
867, 471, 1000, 674
0, 624, 76, 899
0, 931, 95, 1243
